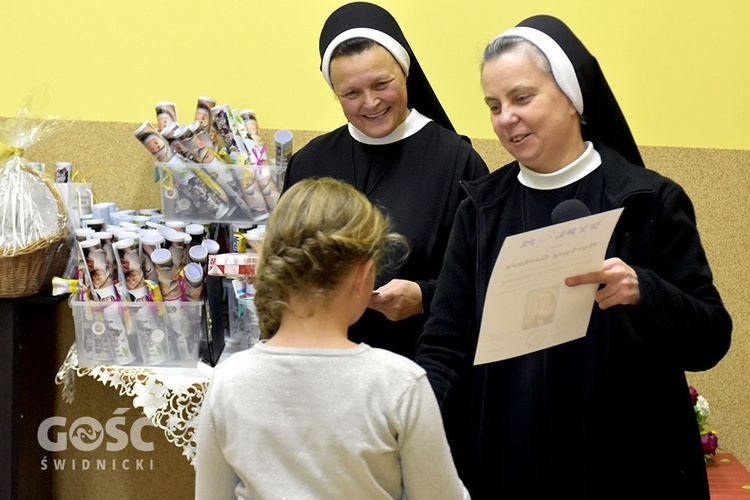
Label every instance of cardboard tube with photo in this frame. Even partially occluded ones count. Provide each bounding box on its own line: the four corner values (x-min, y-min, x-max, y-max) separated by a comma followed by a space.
204, 164, 256, 220
211, 105, 241, 155
201, 238, 220, 255
213, 104, 241, 136
161, 121, 179, 140
155, 101, 178, 131
134, 121, 179, 164
256, 162, 282, 212
206, 112, 270, 221
184, 120, 256, 220
151, 247, 182, 301
74, 228, 95, 284
164, 122, 198, 163
174, 124, 211, 164
186, 223, 205, 246
274, 129, 293, 168
79, 238, 118, 301
195, 127, 219, 161
94, 231, 121, 299
237, 166, 270, 222
188, 243, 209, 280
140, 233, 164, 285
183, 262, 204, 302
114, 238, 150, 302
165, 232, 188, 270
240, 109, 260, 137
93, 231, 117, 270
195, 96, 216, 135
136, 121, 231, 219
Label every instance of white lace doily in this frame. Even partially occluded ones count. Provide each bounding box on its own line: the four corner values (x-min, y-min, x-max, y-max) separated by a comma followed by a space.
55, 344, 213, 466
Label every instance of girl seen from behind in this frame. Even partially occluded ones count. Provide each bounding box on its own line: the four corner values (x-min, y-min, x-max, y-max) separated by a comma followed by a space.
195, 177, 469, 499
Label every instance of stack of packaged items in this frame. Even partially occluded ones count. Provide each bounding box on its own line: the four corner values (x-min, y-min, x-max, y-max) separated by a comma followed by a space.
62, 209, 221, 368
134, 98, 292, 224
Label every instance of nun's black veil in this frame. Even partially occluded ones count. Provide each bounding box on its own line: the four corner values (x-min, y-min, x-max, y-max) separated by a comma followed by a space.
518, 15, 644, 167
319, 2, 455, 132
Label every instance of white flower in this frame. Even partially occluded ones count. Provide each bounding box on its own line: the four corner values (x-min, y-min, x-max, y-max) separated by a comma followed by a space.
696, 395, 710, 419
91, 367, 116, 386
167, 414, 182, 430
133, 378, 169, 419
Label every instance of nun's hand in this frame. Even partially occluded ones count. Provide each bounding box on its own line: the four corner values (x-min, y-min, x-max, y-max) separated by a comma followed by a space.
565, 257, 641, 310
368, 279, 423, 321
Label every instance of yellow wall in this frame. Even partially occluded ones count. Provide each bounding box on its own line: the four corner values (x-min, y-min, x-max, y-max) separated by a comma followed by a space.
3, 0, 748, 150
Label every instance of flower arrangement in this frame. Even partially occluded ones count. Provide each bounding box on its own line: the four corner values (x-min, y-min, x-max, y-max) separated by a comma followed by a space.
690, 385, 719, 462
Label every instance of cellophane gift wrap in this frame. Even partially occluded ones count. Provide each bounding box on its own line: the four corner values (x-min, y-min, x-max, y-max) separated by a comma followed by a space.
0, 105, 72, 297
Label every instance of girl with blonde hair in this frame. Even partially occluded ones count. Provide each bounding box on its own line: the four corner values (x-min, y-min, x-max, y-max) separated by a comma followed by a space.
195, 177, 469, 499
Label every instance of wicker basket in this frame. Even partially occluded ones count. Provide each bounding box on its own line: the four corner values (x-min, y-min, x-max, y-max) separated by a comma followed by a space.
0, 164, 70, 298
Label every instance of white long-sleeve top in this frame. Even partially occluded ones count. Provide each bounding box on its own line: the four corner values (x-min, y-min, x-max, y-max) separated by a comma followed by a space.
195, 342, 469, 499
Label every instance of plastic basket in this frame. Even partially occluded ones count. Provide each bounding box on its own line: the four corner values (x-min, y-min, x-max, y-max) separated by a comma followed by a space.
71, 299, 205, 368
155, 160, 285, 224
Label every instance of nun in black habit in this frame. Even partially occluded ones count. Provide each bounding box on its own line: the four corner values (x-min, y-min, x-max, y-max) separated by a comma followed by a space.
415, 15, 732, 499
282, 2, 488, 359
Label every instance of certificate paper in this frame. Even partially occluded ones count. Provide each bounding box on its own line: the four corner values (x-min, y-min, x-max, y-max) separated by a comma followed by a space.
474, 208, 623, 365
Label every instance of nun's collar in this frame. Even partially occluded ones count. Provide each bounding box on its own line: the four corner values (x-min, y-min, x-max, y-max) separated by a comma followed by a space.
348, 109, 432, 145
517, 141, 601, 190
